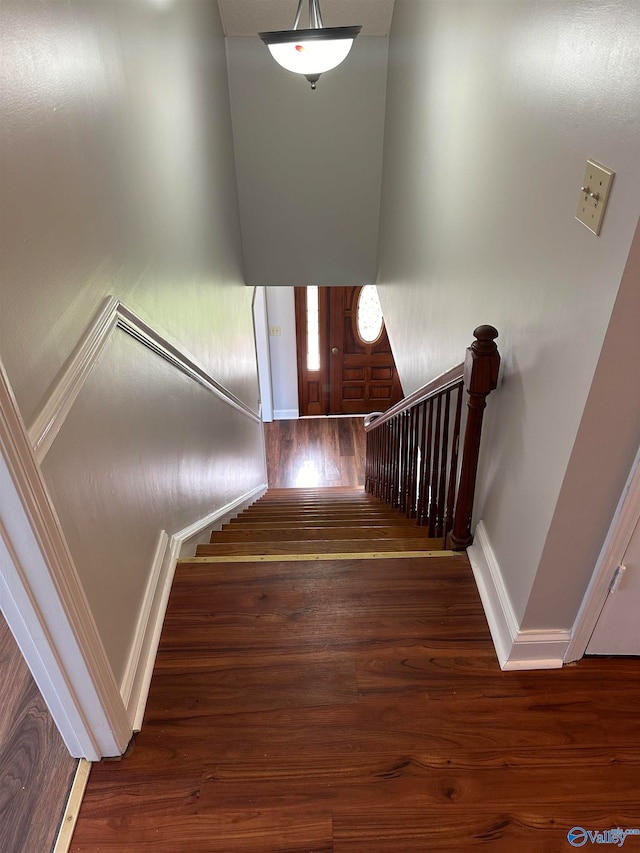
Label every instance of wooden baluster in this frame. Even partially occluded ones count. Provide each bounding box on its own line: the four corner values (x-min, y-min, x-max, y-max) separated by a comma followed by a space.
388, 417, 400, 506
408, 403, 423, 518
450, 325, 500, 550
377, 424, 387, 500
443, 384, 464, 542
384, 417, 392, 505
396, 414, 404, 510
365, 429, 372, 492
399, 411, 410, 514
372, 425, 380, 497
428, 393, 442, 537
384, 419, 392, 504
407, 409, 415, 516
379, 421, 387, 501
382, 418, 390, 504
436, 389, 451, 537
417, 398, 433, 526
405, 409, 416, 518
396, 415, 403, 508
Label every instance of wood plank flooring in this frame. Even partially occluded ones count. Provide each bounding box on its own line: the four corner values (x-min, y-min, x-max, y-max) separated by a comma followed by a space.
263, 418, 365, 488
70, 489, 640, 852
0, 612, 77, 853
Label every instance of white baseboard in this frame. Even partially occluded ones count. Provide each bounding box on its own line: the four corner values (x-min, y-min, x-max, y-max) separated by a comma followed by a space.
467, 521, 570, 670
119, 483, 267, 730
174, 483, 267, 558
273, 408, 299, 420
119, 530, 174, 730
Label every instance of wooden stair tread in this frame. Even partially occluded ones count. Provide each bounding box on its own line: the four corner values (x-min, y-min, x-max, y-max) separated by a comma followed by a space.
183, 551, 453, 563
209, 526, 437, 543
239, 507, 403, 516
197, 538, 446, 556
225, 519, 422, 529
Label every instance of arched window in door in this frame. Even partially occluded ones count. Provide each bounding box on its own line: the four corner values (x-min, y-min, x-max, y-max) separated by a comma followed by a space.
356, 284, 384, 344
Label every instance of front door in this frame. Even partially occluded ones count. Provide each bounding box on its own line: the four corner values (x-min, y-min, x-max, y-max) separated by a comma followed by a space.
295, 286, 403, 416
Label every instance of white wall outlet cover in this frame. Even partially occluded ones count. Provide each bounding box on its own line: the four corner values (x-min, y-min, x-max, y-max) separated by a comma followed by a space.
576, 159, 615, 236
269, 325, 281, 336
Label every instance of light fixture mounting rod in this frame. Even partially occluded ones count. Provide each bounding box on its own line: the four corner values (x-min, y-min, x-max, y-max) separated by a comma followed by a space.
292, 0, 325, 31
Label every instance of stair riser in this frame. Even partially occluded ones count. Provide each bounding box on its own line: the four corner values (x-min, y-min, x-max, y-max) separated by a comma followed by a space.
209, 528, 435, 543
197, 488, 450, 558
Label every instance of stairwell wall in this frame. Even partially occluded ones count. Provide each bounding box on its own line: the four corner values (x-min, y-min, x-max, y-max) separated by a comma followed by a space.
0, 0, 265, 715
376, 0, 640, 665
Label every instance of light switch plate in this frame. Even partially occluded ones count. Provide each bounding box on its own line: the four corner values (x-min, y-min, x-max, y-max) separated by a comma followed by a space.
576, 159, 614, 236
269, 325, 281, 336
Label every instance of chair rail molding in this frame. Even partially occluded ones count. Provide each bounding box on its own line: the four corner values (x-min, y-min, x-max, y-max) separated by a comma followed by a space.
28, 296, 261, 464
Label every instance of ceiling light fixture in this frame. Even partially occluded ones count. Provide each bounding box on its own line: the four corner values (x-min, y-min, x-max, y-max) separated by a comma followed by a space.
259, 0, 361, 90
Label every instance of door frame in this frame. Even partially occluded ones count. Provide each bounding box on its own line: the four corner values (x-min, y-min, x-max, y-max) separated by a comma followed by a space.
252, 286, 274, 423
0, 360, 131, 760
565, 442, 640, 661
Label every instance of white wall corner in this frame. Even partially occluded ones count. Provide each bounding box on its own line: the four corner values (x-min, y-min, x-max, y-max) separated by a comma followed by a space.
120, 483, 267, 730
467, 521, 571, 670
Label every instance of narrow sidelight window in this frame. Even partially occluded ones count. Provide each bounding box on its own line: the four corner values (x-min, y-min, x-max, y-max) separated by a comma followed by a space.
307, 285, 321, 371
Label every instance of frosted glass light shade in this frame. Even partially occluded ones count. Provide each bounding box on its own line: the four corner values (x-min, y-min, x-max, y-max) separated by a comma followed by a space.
259, 26, 361, 87
267, 37, 355, 76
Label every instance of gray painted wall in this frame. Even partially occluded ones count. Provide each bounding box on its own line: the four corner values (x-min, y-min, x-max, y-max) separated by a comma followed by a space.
1, 1, 265, 685
226, 36, 388, 286
377, 0, 640, 630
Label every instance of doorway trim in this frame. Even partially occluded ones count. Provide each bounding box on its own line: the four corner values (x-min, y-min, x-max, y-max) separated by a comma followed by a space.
0, 360, 131, 760
565, 442, 640, 661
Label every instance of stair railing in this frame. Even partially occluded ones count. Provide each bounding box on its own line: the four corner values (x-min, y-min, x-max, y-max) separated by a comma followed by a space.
364, 326, 500, 550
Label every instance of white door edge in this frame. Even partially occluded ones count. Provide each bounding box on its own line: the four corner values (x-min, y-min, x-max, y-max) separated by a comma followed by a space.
565, 442, 640, 662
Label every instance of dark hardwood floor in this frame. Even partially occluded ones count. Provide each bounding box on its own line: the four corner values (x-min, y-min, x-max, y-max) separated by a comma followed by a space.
71, 552, 640, 851
0, 612, 77, 853
264, 418, 366, 488
70, 483, 640, 851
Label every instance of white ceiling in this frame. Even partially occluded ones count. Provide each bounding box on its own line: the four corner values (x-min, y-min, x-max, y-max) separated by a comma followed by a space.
217, 0, 395, 38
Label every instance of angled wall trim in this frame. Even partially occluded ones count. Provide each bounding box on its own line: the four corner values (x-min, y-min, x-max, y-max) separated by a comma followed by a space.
468, 521, 570, 670
116, 303, 261, 424
28, 296, 261, 463
0, 360, 131, 759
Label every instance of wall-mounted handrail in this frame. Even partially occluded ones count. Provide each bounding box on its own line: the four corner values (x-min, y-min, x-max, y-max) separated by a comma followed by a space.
364, 326, 500, 550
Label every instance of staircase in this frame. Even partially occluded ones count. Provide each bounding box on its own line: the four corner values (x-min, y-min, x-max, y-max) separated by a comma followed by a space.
191, 486, 453, 563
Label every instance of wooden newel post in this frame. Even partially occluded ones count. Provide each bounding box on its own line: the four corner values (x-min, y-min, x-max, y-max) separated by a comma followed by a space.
450, 325, 500, 550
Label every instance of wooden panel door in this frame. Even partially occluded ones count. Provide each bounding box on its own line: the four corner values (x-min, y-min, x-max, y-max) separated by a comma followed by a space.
329, 286, 403, 415
295, 286, 403, 416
